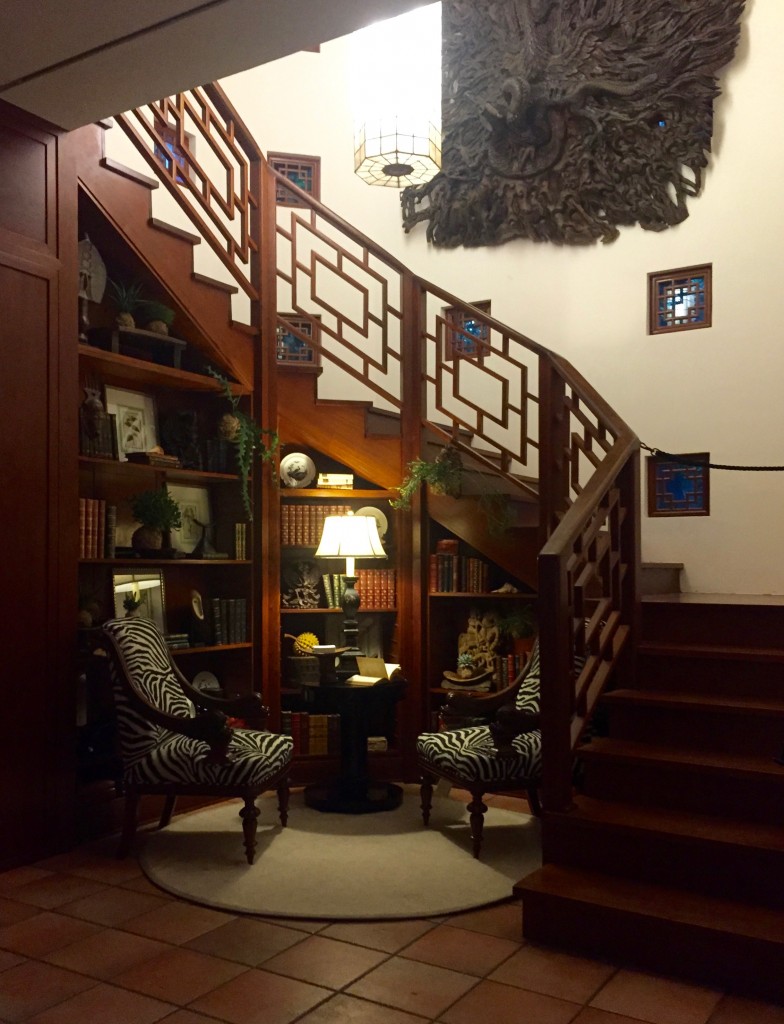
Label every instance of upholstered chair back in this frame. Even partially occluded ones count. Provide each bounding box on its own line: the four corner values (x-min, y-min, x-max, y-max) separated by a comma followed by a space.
103, 616, 194, 766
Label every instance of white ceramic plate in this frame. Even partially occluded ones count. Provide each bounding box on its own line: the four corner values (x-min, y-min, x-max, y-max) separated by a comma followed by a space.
192, 670, 220, 692
280, 452, 316, 488
356, 505, 389, 539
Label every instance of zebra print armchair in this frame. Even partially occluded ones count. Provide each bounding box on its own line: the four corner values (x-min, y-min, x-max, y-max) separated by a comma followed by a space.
416, 640, 542, 858
102, 616, 293, 864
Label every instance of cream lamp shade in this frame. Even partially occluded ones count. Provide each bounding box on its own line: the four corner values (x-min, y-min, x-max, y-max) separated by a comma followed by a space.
315, 512, 385, 577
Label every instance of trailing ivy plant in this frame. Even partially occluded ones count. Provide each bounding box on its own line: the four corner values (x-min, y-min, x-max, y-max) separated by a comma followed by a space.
207, 367, 280, 521
478, 491, 514, 536
389, 444, 463, 510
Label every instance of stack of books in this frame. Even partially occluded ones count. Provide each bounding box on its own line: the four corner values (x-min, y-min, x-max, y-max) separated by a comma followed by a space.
126, 451, 181, 468
164, 632, 190, 650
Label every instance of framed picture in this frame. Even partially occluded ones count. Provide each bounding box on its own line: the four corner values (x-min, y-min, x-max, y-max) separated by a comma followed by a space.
112, 570, 166, 632
104, 386, 159, 461
167, 484, 212, 553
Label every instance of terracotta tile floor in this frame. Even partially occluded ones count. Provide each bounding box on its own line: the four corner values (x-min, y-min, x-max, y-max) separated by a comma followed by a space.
1, 799, 783, 1024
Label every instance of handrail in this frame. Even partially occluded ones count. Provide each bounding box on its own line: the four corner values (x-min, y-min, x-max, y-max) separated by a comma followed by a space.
116, 85, 641, 815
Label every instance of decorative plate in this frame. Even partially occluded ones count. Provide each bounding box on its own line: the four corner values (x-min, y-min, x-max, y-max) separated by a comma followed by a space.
280, 452, 316, 488
192, 670, 220, 693
356, 505, 389, 539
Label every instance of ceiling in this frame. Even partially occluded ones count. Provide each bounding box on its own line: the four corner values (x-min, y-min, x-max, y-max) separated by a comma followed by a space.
0, 0, 426, 131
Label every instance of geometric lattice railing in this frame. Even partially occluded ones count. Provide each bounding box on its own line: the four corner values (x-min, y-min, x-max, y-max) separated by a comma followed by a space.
118, 83, 640, 814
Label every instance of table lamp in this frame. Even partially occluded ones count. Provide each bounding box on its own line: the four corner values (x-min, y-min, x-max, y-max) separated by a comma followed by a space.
315, 511, 385, 673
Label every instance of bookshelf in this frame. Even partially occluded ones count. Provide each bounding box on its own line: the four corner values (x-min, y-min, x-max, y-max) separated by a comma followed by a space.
276, 449, 400, 772
425, 521, 536, 729
76, 340, 258, 795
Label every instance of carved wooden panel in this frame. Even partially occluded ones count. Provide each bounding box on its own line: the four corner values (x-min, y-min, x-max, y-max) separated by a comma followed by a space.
402, 0, 745, 247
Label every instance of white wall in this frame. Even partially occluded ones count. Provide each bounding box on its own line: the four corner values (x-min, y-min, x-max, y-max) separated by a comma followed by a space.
109, 1, 784, 595
218, 1, 784, 596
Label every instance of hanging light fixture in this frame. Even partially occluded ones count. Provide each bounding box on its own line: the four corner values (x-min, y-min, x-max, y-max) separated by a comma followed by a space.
351, 4, 442, 188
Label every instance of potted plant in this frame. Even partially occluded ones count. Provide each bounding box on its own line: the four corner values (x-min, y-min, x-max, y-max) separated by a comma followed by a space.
130, 485, 182, 555
207, 367, 280, 520
107, 279, 144, 329
390, 444, 463, 510
137, 299, 176, 336
496, 604, 537, 656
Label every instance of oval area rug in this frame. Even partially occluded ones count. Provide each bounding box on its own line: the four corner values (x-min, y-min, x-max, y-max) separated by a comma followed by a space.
140, 787, 541, 919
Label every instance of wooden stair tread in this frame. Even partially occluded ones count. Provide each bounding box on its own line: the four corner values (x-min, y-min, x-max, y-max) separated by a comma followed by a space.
99, 157, 159, 189
516, 864, 784, 941
577, 737, 784, 778
639, 640, 784, 662
562, 796, 784, 851
603, 688, 784, 715
643, 592, 784, 606
191, 272, 239, 294
149, 217, 201, 245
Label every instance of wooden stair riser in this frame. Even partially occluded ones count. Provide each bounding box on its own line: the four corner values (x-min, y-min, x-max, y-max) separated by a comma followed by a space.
642, 600, 784, 648
636, 650, 784, 699
519, 880, 784, 1003
602, 701, 784, 757
542, 815, 784, 909
578, 754, 784, 825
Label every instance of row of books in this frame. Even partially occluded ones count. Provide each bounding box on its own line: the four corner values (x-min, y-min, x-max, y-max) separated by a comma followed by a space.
79, 498, 117, 560
281, 712, 341, 756
428, 553, 491, 593
322, 569, 397, 609
281, 504, 348, 547
210, 596, 248, 645
495, 651, 529, 688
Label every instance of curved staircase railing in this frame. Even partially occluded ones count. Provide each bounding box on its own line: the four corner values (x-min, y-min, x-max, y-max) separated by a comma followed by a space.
115, 83, 640, 813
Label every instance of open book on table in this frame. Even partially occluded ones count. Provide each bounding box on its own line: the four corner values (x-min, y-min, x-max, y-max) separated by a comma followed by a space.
347, 657, 403, 686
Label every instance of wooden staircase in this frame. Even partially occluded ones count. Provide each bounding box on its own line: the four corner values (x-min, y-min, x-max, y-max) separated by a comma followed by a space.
517, 594, 784, 1002
73, 122, 254, 389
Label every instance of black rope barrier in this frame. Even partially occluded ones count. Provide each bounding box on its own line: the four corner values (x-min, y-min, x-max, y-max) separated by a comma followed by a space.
641, 443, 784, 472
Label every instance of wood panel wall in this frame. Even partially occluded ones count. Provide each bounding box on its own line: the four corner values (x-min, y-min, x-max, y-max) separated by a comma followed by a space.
0, 99, 79, 869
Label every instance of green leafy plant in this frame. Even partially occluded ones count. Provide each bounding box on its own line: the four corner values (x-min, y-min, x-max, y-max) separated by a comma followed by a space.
107, 279, 144, 315
496, 605, 536, 641
137, 300, 175, 329
208, 367, 280, 521
390, 444, 463, 510
130, 486, 182, 531
478, 491, 514, 536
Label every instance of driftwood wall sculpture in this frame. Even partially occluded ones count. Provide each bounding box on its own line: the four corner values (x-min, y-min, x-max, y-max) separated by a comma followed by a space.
401, 0, 746, 247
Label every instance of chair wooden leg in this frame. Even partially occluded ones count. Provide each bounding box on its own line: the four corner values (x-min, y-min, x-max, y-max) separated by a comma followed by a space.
117, 789, 139, 859
158, 794, 177, 829
420, 773, 434, 825
527, 783, 541, 817
277, 782, 289, 827
239, 795, 260, 865
467, 787, 488, 859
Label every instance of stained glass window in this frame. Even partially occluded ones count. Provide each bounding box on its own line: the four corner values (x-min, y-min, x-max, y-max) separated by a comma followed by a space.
647, 453, 710, 516
648, 264, 712, 335
276, 316, 320, 368
444, 300, 491, 360
268, 153, 321, 207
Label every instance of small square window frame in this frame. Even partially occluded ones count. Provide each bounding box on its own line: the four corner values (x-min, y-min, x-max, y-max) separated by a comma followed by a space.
443, 300, 491, 362
267, 152, 321, 207
648, 263, 712, 336
276, 314, 321, 369
646, 452, 710, 517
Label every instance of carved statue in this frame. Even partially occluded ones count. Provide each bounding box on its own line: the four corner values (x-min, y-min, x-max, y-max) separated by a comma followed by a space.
281, 560, 322, 608
401, 0, 745, 246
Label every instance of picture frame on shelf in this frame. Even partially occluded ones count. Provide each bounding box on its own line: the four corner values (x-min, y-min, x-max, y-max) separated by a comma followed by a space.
112, 570, 166, 632
104, 386, 159, 462
167, 484, 212, 553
